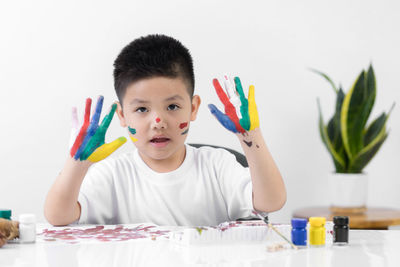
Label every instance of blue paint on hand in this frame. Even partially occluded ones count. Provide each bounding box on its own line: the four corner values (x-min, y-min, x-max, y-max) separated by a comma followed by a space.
75, 96, 104, 160
208, 104, 238, 133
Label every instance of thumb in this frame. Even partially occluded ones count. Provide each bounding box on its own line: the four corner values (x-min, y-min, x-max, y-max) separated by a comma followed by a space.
87, 137, 127, 163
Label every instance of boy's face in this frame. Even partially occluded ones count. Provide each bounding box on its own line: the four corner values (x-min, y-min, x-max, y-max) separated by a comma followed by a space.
116, 76, 201, 163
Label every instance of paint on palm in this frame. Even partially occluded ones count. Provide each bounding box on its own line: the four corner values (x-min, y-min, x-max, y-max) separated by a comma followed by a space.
208, 75, 260, 147
69, 96, 127, 162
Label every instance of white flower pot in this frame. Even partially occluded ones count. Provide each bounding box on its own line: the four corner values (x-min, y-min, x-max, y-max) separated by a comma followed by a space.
329, 172, 368, 213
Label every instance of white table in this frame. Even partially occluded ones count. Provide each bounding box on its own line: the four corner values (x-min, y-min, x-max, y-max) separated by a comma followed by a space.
1, 224, 400, 267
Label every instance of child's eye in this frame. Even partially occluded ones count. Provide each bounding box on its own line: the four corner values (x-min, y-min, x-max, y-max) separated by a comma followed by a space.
135, 107, 148, 113
167, 104, 180, 111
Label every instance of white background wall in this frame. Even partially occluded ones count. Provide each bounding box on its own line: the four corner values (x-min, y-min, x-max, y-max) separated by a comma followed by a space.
1, 0, 399, 224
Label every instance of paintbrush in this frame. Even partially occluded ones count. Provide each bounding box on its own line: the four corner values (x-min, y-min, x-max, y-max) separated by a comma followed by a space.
253, 211, 298, 250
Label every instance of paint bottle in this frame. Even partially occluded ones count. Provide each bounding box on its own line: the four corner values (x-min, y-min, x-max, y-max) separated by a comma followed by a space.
0, 209, 12, 220
18, 214, 36, 243
309, 217, 326, 247
333, 216, 349, 245
291, 218, 307, 246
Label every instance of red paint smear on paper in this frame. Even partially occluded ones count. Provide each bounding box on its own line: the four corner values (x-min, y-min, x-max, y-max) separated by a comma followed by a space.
40, 225, 169, 244
179, 122, 188, 129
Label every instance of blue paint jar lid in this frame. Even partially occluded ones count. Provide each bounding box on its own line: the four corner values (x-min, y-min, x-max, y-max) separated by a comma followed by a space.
0, 209, 12, 220
291, 218, 307, 228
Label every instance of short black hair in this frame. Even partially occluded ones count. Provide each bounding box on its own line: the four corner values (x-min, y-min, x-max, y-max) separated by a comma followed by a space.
113, 34, 195, 103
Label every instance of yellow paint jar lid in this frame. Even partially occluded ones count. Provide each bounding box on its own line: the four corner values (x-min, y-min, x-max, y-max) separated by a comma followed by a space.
309, 217, 326, 227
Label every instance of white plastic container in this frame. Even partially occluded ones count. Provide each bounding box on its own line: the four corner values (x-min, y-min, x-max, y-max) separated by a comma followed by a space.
18, 214, 36, 243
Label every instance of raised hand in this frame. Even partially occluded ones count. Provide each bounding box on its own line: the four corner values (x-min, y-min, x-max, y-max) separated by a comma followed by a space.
208, 75, 259, 134
69, 96, 127, 163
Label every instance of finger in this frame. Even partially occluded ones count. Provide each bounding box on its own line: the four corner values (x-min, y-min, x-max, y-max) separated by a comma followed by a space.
208, 104, 238, 133
71, 107, 79, 130
90, 95, 104, 127
234, 77, 251, 131
213, 79, 245, 133
223, 74, 235, 99
70, 98, 92, 157
213, 78, 230, 104
223, 74, 241, 115
84, 98, 91, 124
87, 137, 127, 162
99, 103, 117, 131
69, 107, 79, 149
248, 85, 260, 130
74, 96, 104, 160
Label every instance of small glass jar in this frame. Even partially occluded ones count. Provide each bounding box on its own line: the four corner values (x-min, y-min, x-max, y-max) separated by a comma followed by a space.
333, 216, 349, 245
291, 218, 307, 246
0, 209, 12, 220
19, 214, 36, 243
309, 217, 326, 247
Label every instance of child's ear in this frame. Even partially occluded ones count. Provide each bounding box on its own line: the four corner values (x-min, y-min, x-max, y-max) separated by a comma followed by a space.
190, 95, 201, 121
116, 101, 127, 127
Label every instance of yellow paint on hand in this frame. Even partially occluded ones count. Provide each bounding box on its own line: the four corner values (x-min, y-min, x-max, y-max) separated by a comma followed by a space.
87, 137, 127, 162
248, 85, 259, 130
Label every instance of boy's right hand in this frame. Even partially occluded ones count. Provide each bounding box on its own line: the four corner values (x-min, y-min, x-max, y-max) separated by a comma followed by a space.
69, 96, 127, 163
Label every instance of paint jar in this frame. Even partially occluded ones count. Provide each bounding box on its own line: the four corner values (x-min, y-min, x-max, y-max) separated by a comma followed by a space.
333, 216, 349, 245
18, 214, 36, 243
0, 209, 12, 220
291, 218, 307, 246
309, 217, 326, 247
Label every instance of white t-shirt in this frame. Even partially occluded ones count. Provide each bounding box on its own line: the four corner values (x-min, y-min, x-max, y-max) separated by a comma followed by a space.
78, 144, 254, 226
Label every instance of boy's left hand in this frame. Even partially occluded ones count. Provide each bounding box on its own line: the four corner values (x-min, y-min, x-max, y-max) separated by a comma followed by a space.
208, 76, 260, 134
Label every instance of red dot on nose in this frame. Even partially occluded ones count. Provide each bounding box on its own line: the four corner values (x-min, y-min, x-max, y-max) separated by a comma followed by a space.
156, 118, 161, 123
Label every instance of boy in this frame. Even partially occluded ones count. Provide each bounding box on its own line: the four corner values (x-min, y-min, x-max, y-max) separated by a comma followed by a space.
44, 34, 286, 226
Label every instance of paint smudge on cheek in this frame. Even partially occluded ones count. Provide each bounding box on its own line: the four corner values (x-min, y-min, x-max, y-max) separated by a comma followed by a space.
128, 127, 138, 142
179, 122, 188, 129
181, 128, 189, 135
128, 126, 136, 135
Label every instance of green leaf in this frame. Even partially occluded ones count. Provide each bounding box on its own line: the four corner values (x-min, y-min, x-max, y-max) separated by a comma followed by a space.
318, 99, 346, 172
349, 133, 388, 173
327, 88, 345, 152
364, 103, 395, 146
310, 68, 338, 94
363, 113, 386, 146
341, 69, 376, 160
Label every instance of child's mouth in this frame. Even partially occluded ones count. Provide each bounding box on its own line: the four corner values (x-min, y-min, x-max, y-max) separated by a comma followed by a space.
150, 137, 171, 148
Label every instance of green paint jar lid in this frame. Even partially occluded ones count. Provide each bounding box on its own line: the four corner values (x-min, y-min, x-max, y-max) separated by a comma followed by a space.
0, 209, 12, 220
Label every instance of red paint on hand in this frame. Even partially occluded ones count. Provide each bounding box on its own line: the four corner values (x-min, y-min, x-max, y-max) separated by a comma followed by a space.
179, 122, 188, 129
212, 79, 245, 133
70, 98, 92, 157
155, 118, 161, 123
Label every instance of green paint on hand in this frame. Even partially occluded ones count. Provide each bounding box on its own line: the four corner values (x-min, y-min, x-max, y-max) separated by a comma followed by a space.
234, 77, 251, 131
80, 103, 117, 160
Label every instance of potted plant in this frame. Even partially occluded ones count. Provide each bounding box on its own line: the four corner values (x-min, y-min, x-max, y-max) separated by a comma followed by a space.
313, 64, 394, 212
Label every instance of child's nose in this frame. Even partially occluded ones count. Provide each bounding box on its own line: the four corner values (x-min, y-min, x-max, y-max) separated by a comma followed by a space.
152, 116, 167, 129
